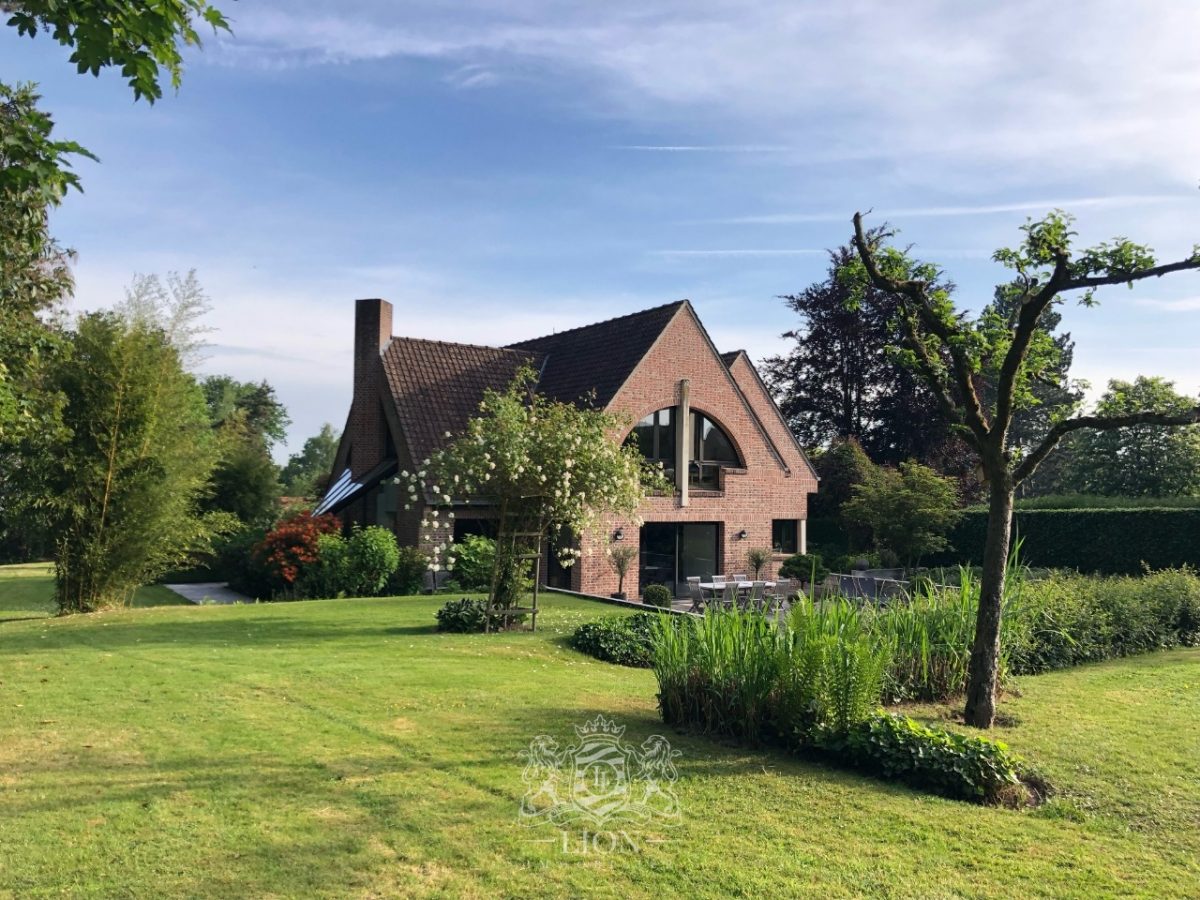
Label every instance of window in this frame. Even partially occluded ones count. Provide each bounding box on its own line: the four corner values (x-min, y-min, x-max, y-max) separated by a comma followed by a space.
692, 413, 738, 464
772, 519, 798, 554
632, 407, 675, 463
630, 406, 740, 489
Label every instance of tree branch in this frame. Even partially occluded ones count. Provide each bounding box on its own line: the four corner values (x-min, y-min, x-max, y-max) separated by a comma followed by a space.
1065, 256, 1200, 291
896, 317, 976, 448
992, 252, 1070, 446
852, 212, 990, 444
1013, 406, 1200, 485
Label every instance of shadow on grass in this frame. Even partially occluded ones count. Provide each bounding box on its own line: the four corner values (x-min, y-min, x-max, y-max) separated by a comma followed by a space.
0, 615, 449, 653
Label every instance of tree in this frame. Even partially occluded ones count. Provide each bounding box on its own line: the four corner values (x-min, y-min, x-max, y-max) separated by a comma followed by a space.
2, 3, 226, 552
1065, 377, 1200, 497
848, 209, 1200, 727
842, 461, 962, 567
205, 436, 282, 528
119, 271, 213, 368
2, 0, 228, 423
399, 367, 665, 615
763, 241, 951, 464
22, 311, 227, 612
981, 285, 1086, 497
281, 424, 340, 499
808, 437, 876, 519
0, 83, 85, 443
4, 1, 229, 102
201, 375, 291, 448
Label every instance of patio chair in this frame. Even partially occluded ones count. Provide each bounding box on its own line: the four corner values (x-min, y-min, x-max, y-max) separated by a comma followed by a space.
685, 576, 705, 614
766, 578, 793, 616
720, 581, 738, 610
746, 581, 766, 611
729, 573, 747, 583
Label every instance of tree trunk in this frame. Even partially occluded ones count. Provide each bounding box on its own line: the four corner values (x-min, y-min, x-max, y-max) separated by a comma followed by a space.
963, 473, 1014, 728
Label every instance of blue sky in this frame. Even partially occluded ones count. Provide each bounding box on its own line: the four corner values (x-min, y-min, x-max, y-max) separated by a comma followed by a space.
4, 1, 1199, 458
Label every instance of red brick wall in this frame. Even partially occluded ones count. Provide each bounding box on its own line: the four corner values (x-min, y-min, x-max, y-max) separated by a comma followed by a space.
574, 306, 818, 597
348, 298, 393, 480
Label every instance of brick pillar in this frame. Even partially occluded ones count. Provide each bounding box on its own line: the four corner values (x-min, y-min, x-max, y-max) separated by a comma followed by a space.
349, 298, 393, 477
676, 378, 690, 507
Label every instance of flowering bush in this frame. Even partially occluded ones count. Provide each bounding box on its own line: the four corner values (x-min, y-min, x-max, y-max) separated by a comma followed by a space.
397, 367, 667, 611
252, 511, 341, 595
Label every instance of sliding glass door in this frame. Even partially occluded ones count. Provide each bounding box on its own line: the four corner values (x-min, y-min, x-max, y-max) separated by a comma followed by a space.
639, 522, 720, 597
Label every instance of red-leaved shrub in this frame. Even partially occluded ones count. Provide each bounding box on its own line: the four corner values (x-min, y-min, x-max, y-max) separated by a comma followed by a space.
253, 511, 342, 593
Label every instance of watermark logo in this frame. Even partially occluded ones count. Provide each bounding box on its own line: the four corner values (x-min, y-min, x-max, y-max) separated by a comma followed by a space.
519, 715, 681, 852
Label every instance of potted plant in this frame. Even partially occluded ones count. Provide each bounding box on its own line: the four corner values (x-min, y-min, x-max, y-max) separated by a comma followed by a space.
746, 546, 773, 581
607, 544, 638, 600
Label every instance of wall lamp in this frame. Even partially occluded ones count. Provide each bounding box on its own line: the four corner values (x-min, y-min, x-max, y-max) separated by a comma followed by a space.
736, 529, 748, 540
613, 527, 625, 542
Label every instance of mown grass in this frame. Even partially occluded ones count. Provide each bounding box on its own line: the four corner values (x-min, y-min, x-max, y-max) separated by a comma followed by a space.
0, 563, 187, 623
1, 564, 1198, 897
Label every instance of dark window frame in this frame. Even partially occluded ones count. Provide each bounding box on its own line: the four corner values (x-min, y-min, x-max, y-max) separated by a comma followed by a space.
631, 406, 741, 490
772, 519, 799, 554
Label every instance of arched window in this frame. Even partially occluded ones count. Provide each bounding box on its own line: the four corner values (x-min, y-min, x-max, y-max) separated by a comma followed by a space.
629, 407, 740, 488
693, 412, 738, 465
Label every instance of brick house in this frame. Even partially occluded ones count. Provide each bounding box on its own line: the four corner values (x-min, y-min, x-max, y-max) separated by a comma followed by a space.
317, 298, 818, 598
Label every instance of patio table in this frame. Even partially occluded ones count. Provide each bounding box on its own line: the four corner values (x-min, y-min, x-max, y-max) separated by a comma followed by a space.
698, 581, 775, 592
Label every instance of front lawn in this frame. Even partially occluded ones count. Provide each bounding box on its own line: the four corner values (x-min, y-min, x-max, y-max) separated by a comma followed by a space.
0, 563, 188, 623
1, 565, 1197, 897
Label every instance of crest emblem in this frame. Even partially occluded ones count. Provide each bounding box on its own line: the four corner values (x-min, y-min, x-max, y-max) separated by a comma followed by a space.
519, 715, 682, 828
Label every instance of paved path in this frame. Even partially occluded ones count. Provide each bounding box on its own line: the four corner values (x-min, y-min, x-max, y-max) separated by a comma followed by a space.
163, 582, 252, 605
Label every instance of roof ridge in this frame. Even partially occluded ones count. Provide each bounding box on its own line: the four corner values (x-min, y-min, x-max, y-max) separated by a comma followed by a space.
388, 334, 536, 357
507, 299, 688, 348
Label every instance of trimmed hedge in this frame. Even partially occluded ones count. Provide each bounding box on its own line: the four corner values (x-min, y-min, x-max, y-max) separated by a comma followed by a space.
936, 508, 1200, 574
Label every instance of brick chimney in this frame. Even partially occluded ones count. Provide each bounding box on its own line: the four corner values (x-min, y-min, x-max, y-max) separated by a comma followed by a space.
348, 298, 393, 476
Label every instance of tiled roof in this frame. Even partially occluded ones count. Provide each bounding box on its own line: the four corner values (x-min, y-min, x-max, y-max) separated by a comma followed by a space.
719, 350, 744, 368
507, 300, 687, 407
380, 338, 542, 464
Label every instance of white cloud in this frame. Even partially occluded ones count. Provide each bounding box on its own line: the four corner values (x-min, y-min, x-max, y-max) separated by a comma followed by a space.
208, 1, 1200, 183
445, 64, 499, 89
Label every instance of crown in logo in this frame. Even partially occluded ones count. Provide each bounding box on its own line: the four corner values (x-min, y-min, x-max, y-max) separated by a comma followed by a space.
574, 714, 626, 739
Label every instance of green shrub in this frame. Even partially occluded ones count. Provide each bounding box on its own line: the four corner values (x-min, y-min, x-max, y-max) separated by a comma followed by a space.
642, 584, 673, 608
219, 526, 272, 598
780, 599, 888, 736
1006, 568, 1200, 673
386, 546, 428, 596
779, 552, 828, 582
840, 713, 1025, 804
570, 612, 667, 667
297, 532, 353, 599
346, 526, 400, 596
435, 598, 488, 633
451, 534, 495, 591
434, 597, 528, 633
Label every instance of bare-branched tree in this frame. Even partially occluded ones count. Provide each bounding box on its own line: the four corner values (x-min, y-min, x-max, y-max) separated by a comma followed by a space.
847, 210, 1200, 728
